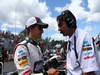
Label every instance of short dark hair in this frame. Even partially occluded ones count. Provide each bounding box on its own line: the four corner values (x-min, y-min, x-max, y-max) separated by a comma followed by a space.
25, 24, 37, 36
57, 10, 77, 28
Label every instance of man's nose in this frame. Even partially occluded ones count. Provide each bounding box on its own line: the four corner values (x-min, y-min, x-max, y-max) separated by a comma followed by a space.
58, 27, 61, 31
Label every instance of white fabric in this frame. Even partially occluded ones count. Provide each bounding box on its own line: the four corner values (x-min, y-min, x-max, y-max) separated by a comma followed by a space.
14, 40, 43, 75
26, 17, 37, 28
66, 29, 99, 75
32, 73, 43, 75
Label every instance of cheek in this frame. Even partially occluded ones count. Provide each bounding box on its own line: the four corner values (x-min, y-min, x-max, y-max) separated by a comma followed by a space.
62, 27, 67, 31
63, 27, 69, 34
37, 31, 41, 35
38, 31, 42, 36
40, 29, 43, 33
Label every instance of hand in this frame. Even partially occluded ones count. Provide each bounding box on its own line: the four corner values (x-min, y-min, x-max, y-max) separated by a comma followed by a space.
47, 68, 59, 75
53, 71, 59, 75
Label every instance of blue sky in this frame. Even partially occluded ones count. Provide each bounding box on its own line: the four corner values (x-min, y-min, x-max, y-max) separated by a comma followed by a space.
0, 0, 100, 40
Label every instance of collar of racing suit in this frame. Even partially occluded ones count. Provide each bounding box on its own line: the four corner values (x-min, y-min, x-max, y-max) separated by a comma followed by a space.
25, 37, 38, 46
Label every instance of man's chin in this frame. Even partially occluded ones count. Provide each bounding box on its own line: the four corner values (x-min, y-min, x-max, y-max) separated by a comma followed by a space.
62, 33, 67, 36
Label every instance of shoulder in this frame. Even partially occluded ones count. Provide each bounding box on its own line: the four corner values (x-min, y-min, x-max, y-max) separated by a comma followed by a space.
15, 40, 27, 49
14, 40, 28, 56
77, 29, 87, 35
77, 29, 92, 39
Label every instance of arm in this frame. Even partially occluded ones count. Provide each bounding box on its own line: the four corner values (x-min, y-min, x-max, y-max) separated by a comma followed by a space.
80, 33, 99, 74
14, 45, 34, 75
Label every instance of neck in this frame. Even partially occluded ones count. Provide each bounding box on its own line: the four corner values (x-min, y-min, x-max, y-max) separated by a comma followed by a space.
28, 33, 37, 40
69, 28, 76, 38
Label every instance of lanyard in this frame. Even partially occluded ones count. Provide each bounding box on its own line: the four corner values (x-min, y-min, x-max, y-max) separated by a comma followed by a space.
66, 35, 78, 60
74, 36, 78, 59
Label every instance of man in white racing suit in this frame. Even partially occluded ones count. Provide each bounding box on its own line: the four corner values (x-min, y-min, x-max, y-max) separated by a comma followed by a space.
14, 17, 59, 75
56, 10, 99, 75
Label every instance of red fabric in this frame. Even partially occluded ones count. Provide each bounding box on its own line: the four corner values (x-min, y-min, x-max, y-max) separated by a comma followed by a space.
23, 69, 32, 75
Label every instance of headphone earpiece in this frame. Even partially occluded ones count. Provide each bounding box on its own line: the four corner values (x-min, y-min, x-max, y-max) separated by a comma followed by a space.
57, 10, 76, 28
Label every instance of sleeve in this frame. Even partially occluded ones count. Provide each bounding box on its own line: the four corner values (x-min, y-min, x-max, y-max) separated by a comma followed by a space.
14, 44, 43, 75
80, 33, 99, 73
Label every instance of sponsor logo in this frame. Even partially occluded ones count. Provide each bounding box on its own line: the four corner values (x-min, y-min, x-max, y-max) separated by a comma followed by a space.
83, 41, 90, 45
84, 51, 94, 56
84, 55, 95, 60
83, 47, 92, 51
18, 56, 27, 61
18, 50, 26, 55
83, 44, 91, 47
23, 69, 32, 75
18, 59, 29, 68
